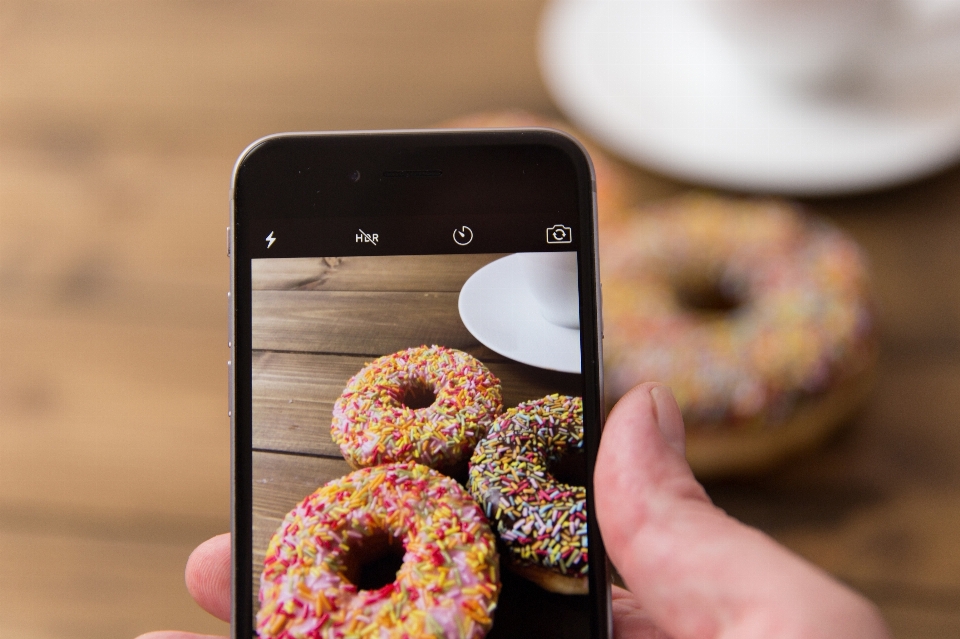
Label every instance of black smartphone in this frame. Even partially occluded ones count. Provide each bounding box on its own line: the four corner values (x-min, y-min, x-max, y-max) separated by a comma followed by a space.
230, 129, 610, 639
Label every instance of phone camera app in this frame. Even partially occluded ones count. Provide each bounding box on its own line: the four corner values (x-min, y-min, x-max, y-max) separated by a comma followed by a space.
546, 224, 572, 244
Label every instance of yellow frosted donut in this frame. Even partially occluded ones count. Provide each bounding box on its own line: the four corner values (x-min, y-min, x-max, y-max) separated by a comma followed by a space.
331, 346, 502, 479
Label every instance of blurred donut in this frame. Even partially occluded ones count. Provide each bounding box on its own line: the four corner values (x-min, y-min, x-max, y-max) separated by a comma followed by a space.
602, 193, 877, 477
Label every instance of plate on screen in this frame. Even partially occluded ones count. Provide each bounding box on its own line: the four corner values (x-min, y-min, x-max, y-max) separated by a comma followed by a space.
539, 0, 960, 195
458, 254, 581, 374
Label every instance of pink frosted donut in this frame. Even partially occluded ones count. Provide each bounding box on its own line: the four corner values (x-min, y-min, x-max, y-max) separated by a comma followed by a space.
257, 462, 501, 639
331, 346, 502, 477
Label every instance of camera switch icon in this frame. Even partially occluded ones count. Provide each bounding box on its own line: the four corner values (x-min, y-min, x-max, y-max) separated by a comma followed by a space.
546, 224, 573, 244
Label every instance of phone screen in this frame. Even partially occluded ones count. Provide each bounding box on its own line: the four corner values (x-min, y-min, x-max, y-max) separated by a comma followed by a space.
232, 131, 608, 639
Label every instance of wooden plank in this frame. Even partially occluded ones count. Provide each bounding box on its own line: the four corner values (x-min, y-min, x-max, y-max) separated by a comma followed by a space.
0, 308, 230, 522
252, 352, 361, 457
251, 254, 506, 291
252, 289, 500, 357
0, 528, 229, 639
706, 359, 960, 594
0, 0, 555, 152
252, 351, 582, 456
873, 599, 960, 639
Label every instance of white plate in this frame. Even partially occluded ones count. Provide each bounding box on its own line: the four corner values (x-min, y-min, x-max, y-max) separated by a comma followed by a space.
539, 0, 960, 195
459, 254, 581, 374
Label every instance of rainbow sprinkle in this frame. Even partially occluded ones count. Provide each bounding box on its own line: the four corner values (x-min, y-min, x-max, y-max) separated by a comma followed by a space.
331, 346, 503, 471
258, 462, 501, 639
601, 194, 876, 425
468, 395, 588, 584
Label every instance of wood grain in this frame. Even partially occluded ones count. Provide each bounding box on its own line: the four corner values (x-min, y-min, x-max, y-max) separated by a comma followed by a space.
0, 527, 229, 639
252, 254, 506, 291
252, 290, 501, 357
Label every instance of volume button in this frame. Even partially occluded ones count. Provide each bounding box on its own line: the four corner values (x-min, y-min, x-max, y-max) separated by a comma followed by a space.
600, 283, 604, 339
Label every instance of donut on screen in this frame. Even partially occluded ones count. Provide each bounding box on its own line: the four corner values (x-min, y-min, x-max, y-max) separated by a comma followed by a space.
468, 394, 589, 595
332, 346, 503, 479
602, 193, 877, 477
257, 462, 501, 639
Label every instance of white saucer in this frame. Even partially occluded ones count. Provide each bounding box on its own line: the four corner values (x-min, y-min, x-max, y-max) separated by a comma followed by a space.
539, 0, 960, 195
459, 254, 581, 374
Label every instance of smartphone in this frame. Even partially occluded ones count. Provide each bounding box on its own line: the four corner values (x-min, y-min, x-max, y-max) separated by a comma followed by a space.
230, 129, 610, 639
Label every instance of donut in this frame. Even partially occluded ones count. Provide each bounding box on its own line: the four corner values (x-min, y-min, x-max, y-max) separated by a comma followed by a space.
601, 193, 877, 477
436, 110, 633, 224
257, 462, 501, 639
331, 346, 502, 479
468, 394, 588, 595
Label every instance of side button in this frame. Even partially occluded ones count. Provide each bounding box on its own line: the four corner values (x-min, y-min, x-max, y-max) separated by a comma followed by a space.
600, 283, 604, 339
227, 226, 231, 257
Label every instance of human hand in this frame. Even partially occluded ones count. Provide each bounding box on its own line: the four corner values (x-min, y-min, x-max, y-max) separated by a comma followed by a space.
595, 382, 892, 639
138, 383, 892, 639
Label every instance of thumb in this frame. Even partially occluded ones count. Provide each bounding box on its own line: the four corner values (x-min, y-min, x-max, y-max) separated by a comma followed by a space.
595, 383, 890, 639
185, 533, 232, 623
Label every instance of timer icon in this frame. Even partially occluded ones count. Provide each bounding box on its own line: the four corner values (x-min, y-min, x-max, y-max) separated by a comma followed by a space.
453, 226, 474, 246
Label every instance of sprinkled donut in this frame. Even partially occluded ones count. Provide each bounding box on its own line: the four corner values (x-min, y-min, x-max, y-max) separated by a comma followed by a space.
468, 394, 588, 595
332, 346, 502, 478
602, 194, 877, 477
257, 462, 501, 639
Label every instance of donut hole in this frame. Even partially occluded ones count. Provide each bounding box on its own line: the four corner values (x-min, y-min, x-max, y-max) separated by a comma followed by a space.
343, 531, 406, 591
399, 379, 437, 410
547, 447, 587, 488
674, 273, 745, 316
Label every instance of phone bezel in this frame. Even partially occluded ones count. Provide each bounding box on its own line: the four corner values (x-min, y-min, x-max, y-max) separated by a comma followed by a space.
229, 128, 610, 639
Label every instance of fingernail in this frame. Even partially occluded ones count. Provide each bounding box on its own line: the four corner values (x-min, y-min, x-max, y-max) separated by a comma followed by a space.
650, 385, 686, 456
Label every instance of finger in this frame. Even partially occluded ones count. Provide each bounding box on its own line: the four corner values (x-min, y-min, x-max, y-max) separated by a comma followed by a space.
595, 383, 891, 639
185, 533, 232, 622
134, 633, 225, 639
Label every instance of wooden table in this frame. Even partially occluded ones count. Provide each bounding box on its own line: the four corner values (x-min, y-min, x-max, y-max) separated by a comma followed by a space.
1, 1, 958, 637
